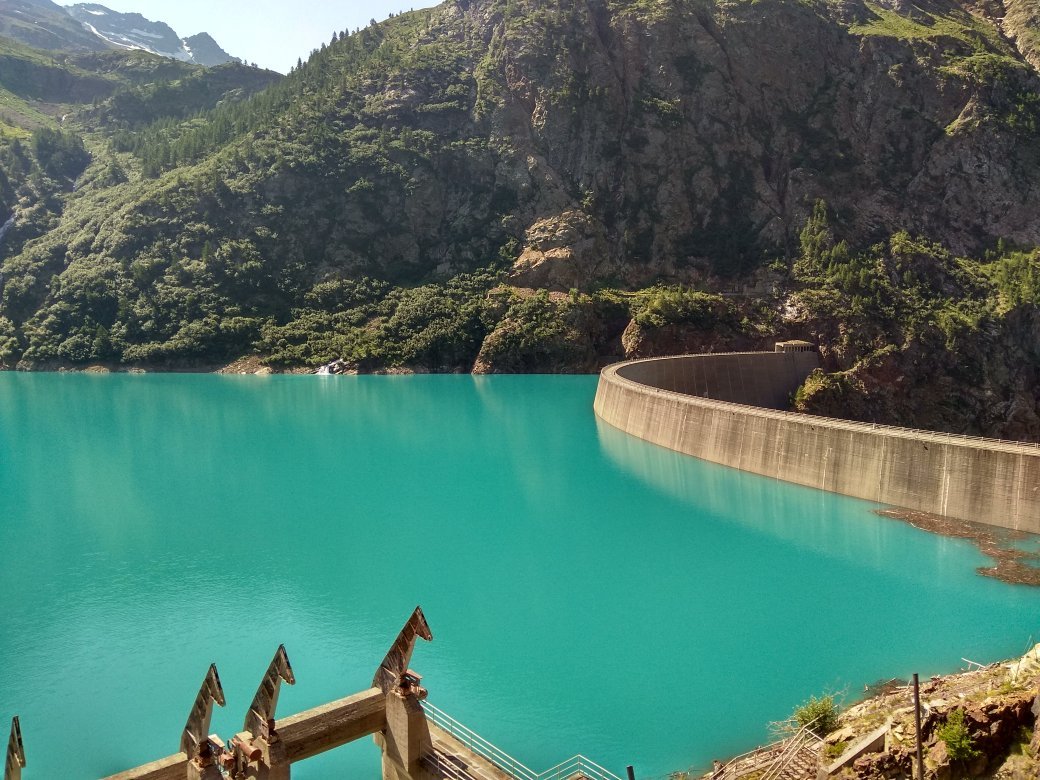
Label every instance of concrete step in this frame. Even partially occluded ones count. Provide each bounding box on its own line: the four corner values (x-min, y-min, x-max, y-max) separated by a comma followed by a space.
425, 725, 515, 780
774, 746, 819, 780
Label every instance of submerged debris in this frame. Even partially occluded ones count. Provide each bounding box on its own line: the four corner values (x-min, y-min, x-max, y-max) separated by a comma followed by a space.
876, 508, 1040, 587
862, 678, 907, 699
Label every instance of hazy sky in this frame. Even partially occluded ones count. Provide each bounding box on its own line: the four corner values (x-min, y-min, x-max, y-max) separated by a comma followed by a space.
60, 0, 438, 73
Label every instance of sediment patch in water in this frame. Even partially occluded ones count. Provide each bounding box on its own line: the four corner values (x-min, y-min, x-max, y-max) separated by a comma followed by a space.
878, 508, 1040, 586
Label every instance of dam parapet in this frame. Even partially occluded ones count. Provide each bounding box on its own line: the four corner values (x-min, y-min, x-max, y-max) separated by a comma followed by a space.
594, 351, 1040, 533
611, 350, 820, 410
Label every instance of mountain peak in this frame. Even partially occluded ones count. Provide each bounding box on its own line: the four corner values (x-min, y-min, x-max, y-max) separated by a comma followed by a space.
182, 32, 236, 67
64, 3, 237, 65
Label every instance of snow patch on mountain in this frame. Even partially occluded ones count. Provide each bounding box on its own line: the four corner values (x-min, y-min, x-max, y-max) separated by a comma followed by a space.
130, 28, 164, 40
65, 3, 237, 65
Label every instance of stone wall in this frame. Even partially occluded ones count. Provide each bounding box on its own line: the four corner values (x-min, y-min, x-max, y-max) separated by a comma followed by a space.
593, 353, 1040, 533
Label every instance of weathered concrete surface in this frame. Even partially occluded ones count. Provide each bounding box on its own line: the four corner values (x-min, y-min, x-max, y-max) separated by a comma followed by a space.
612, 351, 821, 410
376, 693, 435, 780
103, 688, 387, 780
819, 721, 889, 778
594, 354, 1040, 533
102, 754, 188, 780
278, 687, 386, 763
426, 723, 513, 780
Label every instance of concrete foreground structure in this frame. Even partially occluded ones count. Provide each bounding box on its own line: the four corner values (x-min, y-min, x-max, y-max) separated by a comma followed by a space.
593, 350, 1040, 533
5, 718, 24, 780
76, 606, 618, 780
96, 607, 454, 780
8, 608, 623, 780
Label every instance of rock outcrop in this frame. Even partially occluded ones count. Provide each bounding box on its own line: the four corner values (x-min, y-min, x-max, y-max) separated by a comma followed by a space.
793, 304, 1040, 441
823, 645, 1040, 780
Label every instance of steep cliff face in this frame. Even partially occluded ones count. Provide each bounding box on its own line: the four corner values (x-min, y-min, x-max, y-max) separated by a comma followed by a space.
794, 305, 1040, 440
455, 0, 1040, 286
1001, 0, 1040, 70
9, 0, 1039, 295
781, 218, 1040, 441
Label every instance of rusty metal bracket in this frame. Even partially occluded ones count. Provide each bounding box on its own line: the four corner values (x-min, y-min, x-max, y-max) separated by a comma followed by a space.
372, 606, 433, 696
4, 717, 24, 780
180, 664, 226, 762
244, 644, 295, 742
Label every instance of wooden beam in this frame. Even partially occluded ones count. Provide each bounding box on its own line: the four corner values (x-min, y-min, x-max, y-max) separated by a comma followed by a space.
279, 687, 387, 763
101, 753, 188, 780
99, 687, 387, 778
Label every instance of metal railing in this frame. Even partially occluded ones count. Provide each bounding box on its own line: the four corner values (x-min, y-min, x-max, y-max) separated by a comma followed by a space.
537, 754, 625, 780
760, 721, 821, 780
707, 718, 820, 780
421, 701, 624, 780
422, 701, 539, 779
423, 750, 482, 780
708, 742, 782, 780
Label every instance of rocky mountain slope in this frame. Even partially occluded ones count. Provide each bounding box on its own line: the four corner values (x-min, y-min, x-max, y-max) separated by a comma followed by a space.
0, 0, 237, 64
181, 32, 235, 67
0, 0, 107, 51
66, 4, 236, 65
0, 0, 1037, 439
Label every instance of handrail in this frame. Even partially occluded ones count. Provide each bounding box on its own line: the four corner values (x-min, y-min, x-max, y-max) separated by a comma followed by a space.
423, 701, 539, 780
708, 718, 819, 780
760, 720, 820, 780
711, 745, 781, 780
537, 754, 623, 780
712, 741, 777, 773
711, 740, 777, 777
421, 701, 624, 780
423, 750, 481, 780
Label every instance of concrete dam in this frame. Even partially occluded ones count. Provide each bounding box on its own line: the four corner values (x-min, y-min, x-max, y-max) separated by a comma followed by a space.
593, 346, 1040, 534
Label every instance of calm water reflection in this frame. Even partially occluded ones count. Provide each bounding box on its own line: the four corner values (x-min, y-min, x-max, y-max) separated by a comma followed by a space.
0, 374, 1036, 778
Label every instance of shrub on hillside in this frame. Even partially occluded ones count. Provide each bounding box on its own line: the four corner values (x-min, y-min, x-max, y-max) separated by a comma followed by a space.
936, 709, 980, 762
792, 694, 840, 737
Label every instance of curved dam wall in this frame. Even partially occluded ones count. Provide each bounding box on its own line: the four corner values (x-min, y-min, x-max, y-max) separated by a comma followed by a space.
594, 353, 1040, 534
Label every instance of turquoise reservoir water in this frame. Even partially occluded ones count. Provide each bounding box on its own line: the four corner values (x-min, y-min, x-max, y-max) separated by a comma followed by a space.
0, 374, 1038, 778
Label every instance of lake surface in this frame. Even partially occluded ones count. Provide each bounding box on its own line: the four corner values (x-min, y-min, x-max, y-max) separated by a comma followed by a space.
1, 373, 1037, 779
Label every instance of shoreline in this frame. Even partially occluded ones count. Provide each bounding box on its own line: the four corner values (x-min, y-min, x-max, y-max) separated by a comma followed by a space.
0, 355, 602, 375
3, 355, 331, 375
700, 642, 1040, 780
1, 357, 463, 375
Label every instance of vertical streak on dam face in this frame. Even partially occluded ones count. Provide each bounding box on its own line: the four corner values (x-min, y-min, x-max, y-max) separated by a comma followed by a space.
594, 352, 1040, 533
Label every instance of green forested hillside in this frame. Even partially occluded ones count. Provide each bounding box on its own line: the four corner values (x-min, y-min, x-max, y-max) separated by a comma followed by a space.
0, 0, 1038, 440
